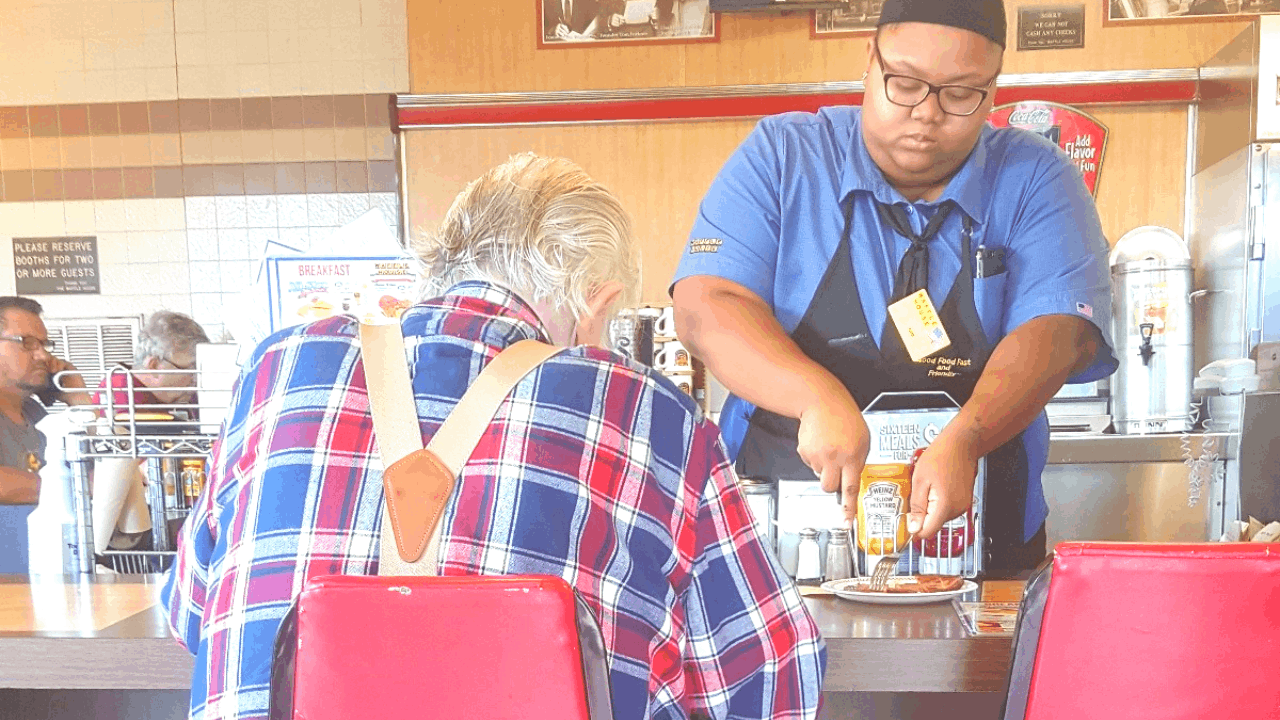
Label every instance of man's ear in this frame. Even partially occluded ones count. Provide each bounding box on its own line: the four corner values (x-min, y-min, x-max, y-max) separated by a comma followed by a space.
142, 356, 162, 371
574, 281, 625, 347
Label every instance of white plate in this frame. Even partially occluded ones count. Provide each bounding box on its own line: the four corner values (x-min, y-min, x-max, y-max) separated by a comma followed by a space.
821, 578, 978, 605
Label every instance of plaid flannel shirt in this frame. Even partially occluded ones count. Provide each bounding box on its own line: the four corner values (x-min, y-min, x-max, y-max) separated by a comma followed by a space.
162, 281, 825, 720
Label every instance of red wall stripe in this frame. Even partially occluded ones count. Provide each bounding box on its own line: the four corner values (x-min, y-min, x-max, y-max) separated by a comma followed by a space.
396, 80, 1197, 128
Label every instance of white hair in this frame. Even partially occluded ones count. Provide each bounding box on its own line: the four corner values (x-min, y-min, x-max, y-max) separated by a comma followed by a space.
135, 311, 210, 365
412, 153, 641, 318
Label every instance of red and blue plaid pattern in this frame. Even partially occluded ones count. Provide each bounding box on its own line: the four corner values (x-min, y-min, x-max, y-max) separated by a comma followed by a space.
162, 281, 825, 720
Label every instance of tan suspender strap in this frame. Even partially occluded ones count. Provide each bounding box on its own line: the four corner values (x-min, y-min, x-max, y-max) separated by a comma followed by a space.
359, 321, 560, 575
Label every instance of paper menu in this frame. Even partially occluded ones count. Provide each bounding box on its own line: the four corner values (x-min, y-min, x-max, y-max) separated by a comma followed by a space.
954, 600, 1020, 636
267, 256, 417, 332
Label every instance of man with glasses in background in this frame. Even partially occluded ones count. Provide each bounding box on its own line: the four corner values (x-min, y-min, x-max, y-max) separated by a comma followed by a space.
671, 0, 1117, 572
0, 296, 87, 505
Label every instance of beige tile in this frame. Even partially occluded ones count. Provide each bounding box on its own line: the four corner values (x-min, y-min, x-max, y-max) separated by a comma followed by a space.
297, 0, 330, 30
363, 61, 395, 94
331, 0, 361, 28
143, 33, 176, 66
272, 129, 305, 162
393, 61, 409, 93
268, 63, 301, 96
206, 65, 239, 99
235, 31, 270, 65
173, 0, 206, 34
55, 72, 88, 104
241, 130, 273, 163
299, 28, 331, 62
268, 30, 300, 64
238, 64, 271, 96
47, 39, 84, 74
303, 128, 335, 161
112, 3, 147, 35
147, 67, 178, 101
333, 127, 366, 161
31, 202, 66, 234
210, 131, 243, 164
236, 0, 270, 30
90, 136, 123, 168
115, 36, 150, 70
1, 138, 33, 171
299, 63, 333, 95
60, 136, 93, 168
361, 0, 402, 28
181, 132, 213, 164
83, 37, 117, 71
365, 128, 394, 161
150, 134, 182, 166
330, 26, 361, 62
156, 200, 187, 231
118, 70, 149, 102
83, 4, 114, 39
83, 70, 119, 104
205, 3, 236, 34
175, 32, 209, 67
177, 66, 210, 99
143, 1, 173, 33
120, 135, 151, 167
331, 62, 364, 95
29, 138, 61, 170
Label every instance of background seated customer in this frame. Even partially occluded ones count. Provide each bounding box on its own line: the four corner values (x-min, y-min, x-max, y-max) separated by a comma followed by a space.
162, 153, 826, 720
90, 311, 210, 556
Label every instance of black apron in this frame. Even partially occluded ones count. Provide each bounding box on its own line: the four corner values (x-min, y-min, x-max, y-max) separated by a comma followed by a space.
736, 199, 1034, 571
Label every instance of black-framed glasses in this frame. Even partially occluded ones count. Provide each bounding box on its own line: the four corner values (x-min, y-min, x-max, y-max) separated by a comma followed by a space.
0, 335, 55, 353
874, 49, 995, 117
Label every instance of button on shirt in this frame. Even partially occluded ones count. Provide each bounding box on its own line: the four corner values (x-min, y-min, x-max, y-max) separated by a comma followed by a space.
162, 281, 825, 720
673, 107, 1118, 540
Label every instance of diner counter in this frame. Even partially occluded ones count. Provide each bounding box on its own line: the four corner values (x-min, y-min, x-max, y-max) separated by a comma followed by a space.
0, 575, 1015, 694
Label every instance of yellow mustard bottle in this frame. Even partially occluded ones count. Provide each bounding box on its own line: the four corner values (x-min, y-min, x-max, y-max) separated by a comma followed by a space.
857, 463, 912, 555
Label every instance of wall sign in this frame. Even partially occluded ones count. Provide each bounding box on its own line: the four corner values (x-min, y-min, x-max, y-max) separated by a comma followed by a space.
988, 102, 1109, 197
1017, 5, 1085, 50
12, 236, 100, 294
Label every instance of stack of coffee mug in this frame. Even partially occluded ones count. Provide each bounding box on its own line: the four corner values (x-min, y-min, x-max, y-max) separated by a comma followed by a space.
608, 305, 705, 409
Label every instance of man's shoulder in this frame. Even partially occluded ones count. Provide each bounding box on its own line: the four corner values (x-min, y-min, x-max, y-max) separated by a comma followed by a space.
756, 106, 860, 145
980, 124, 1076, 180
546, 346, 705, 418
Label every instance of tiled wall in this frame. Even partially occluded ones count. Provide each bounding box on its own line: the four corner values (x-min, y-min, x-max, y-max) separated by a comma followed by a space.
0, 0, 410, 341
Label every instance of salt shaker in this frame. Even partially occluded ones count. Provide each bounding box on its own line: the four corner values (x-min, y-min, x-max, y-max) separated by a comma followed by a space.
824, 527, 853, 582
795, 528, 823, 586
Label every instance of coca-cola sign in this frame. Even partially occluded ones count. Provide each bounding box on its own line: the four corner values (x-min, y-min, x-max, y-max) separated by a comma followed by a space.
988, 101, 1109, 197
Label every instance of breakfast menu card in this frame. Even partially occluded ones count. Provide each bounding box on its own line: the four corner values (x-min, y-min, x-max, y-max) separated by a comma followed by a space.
267, 256, 417, 332
953, 580, 1025, 636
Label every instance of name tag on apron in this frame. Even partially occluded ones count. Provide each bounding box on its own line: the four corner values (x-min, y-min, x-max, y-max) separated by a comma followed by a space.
887, 289, 952, 362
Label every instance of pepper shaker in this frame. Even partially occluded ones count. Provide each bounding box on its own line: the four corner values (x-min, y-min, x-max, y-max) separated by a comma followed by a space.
824, 527, 853, 582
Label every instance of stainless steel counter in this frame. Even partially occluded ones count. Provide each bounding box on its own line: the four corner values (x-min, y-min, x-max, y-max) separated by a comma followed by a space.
1047, 431, 1238, 464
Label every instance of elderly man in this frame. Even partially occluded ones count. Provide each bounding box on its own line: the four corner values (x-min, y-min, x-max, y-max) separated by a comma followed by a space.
672, 0, 1117, 573
0, 296, 86, 504
163, 154, 825, 720
91, 311, 210, 558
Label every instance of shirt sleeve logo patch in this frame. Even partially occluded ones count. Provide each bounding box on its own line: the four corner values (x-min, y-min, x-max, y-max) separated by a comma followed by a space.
1075, 302, 1094, 318
688, 238, 723, 254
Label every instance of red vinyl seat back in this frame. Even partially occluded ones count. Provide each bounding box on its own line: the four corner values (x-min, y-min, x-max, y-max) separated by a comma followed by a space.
270, 574, 612, 720
1009, 542, 1280, 720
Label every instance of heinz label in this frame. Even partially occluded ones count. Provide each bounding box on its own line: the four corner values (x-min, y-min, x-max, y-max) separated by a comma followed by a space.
988, 101, 1109, 197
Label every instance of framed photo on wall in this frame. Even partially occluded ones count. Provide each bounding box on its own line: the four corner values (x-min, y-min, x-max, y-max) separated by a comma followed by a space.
1106, 0, 1280, 25
812, 1, 883, 38
539, 0, 719, 48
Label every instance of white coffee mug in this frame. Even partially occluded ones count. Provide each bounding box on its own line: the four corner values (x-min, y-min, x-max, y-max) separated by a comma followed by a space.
654, 306, 676, 338
653, 340, 691, 371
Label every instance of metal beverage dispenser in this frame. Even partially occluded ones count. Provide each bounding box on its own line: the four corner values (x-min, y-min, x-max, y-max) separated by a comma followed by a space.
1110, 226, 1194, 434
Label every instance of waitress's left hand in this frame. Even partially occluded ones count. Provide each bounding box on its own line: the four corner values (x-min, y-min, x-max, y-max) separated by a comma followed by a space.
906, 430, 981, 540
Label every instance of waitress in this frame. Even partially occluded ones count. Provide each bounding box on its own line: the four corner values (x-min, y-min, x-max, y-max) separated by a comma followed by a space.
670, 0, 1117, 572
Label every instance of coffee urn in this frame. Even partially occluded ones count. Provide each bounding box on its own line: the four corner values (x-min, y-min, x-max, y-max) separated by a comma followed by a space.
1110, 226, 1194, 434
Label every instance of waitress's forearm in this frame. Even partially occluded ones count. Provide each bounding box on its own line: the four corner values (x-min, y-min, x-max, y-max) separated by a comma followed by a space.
946, 315, 1102, 456
672, 276, 854, 419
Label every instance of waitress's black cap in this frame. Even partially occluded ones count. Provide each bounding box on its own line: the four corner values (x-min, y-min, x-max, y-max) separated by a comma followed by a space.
877, 0, 1008, 48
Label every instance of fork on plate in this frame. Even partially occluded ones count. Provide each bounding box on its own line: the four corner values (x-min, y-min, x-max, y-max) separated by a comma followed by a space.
868, 532, 917, 592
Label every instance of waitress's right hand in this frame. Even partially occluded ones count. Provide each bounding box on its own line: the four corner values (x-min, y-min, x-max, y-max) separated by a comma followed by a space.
797, 394, 870, 521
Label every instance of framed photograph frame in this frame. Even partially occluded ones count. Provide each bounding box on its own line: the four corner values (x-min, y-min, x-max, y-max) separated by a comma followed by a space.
811, 1, 884, 38
1104, 0, 1279, 26
538, 0, 720, 48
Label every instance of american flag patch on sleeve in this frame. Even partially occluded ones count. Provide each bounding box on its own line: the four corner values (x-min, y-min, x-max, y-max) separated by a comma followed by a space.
1075, 302, 1094, 318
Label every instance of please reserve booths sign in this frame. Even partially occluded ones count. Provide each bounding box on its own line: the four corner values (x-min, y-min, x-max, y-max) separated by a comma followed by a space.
988, 102, 1109, 197
12, 236, 100, 294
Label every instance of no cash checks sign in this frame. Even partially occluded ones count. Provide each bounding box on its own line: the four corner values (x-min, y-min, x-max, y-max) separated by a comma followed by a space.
12, 236, 100, 295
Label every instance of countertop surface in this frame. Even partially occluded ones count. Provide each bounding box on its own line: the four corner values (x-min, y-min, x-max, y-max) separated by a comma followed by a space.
0, 574, 1017, 693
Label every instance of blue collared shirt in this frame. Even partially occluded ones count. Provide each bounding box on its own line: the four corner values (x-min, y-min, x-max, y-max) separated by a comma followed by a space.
673, 106, 1117, 540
